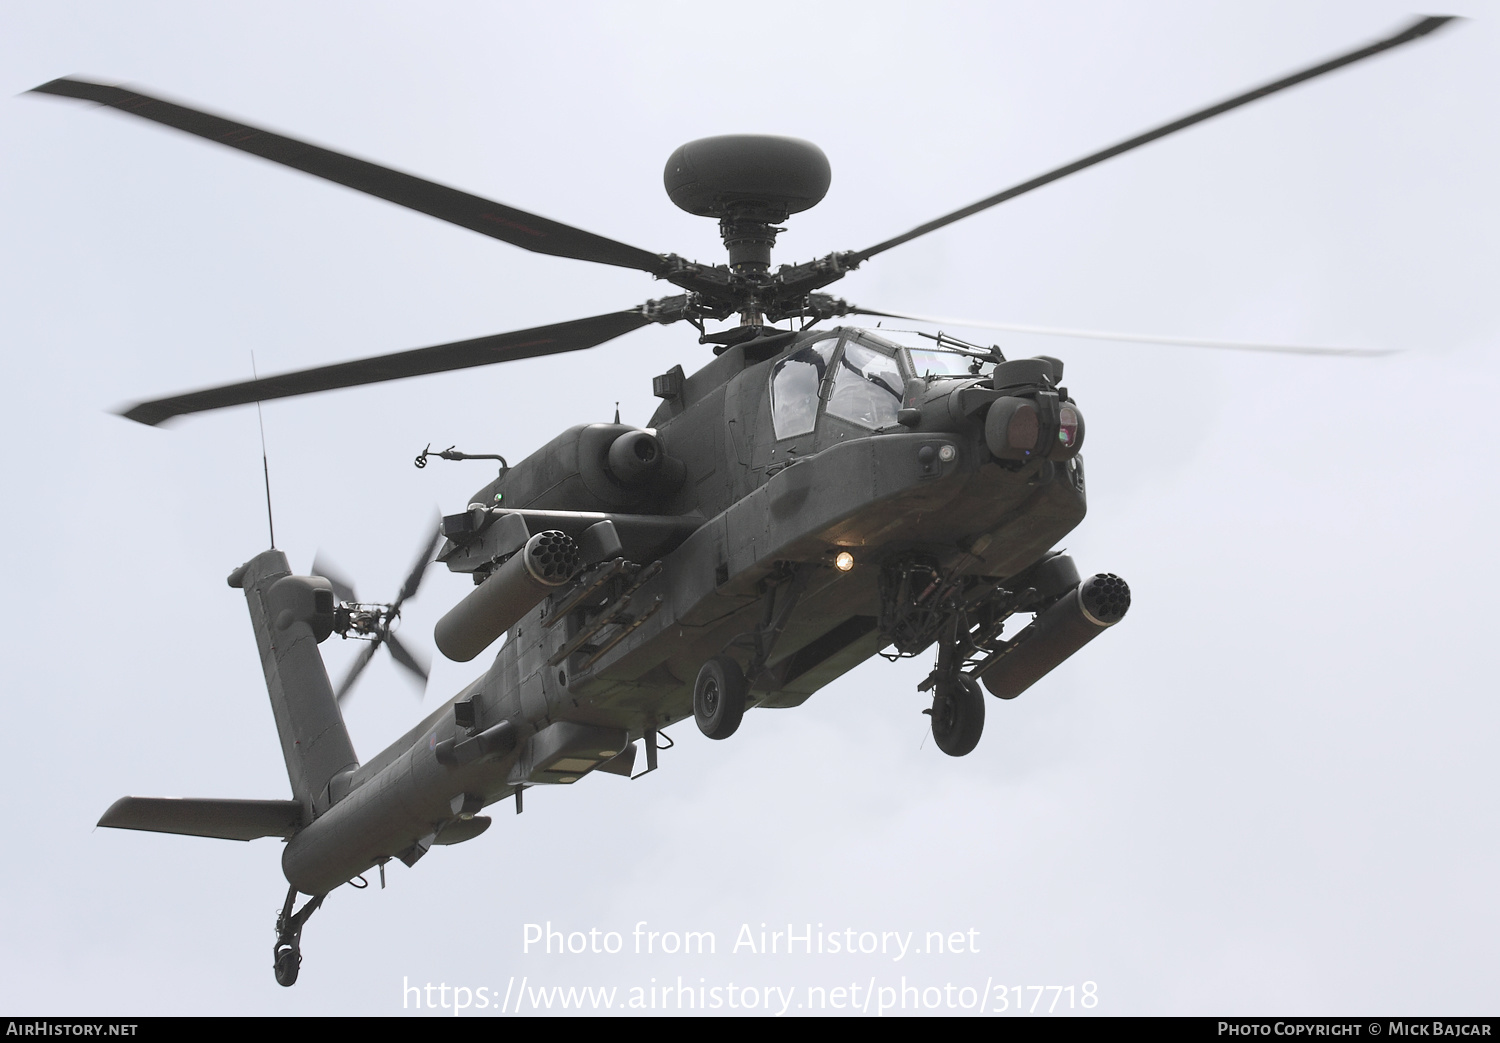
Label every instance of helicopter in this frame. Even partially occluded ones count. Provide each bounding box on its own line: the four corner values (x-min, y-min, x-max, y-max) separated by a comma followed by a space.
30, 14, 1454, 988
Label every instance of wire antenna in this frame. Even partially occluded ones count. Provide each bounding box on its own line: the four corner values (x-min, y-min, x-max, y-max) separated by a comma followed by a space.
251, 352, 276, 549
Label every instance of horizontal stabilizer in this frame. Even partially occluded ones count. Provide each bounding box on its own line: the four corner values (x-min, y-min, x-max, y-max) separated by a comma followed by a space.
98, 796, 303, 841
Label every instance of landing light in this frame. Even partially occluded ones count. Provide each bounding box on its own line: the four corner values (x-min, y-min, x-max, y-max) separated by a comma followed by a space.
835, 552, 855, 572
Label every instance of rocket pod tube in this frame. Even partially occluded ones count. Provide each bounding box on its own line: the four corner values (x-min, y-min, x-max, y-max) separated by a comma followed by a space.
435, 531, 581, 663
974, 573, 1130, 700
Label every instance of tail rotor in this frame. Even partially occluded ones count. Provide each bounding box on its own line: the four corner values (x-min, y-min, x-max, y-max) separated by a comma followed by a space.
314, 525, 442, 705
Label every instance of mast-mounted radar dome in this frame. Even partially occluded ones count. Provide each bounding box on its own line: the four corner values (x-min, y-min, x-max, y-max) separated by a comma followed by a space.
664, 135, 831, 219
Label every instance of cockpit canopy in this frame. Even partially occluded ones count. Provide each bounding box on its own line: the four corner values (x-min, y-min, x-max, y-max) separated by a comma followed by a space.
768, 329, 986, 440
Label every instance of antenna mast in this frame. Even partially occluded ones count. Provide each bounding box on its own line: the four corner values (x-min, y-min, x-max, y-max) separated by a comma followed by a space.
251, 353, 276, 549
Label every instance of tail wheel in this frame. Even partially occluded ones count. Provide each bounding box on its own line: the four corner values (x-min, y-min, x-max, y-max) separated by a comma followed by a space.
273, 944, 301, 987
930, 674, 985, 757
694, 655, 747, 740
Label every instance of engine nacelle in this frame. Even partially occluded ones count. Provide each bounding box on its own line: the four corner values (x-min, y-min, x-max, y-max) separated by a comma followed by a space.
607, 428, 665, 485
470, 424, 686, 514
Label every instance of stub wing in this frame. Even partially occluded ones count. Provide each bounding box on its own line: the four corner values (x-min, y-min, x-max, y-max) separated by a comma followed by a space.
98, 796, 304, 842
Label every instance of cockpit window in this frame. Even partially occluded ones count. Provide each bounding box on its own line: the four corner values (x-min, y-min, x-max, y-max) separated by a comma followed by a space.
827, 341, 903, 429
905, 347, 983, 378
769, 337, 838, 440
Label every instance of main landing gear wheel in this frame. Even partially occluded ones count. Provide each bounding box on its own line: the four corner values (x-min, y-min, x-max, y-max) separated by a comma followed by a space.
694, 655, 747, 740
929, 674, 985, 757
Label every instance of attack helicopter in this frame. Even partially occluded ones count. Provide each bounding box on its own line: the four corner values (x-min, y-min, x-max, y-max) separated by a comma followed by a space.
32, 14, 1453, 987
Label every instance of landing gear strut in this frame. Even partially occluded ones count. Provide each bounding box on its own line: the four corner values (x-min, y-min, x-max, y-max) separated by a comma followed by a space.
273, 887, 325, 987
921, 618, 986, 758
694, 563, 808, 741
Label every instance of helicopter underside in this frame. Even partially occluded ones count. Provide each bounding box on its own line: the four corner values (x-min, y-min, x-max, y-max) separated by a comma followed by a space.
577, 431, 1086, 713
437, 428, 1094, 792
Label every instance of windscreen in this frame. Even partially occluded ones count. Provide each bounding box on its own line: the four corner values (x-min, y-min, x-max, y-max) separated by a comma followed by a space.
826, 341, 903, 429
905, 347, 983, 378
769, 336, 838, 439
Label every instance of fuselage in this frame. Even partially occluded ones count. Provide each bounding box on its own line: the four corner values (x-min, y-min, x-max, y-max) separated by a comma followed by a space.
282, 326, 1087, 893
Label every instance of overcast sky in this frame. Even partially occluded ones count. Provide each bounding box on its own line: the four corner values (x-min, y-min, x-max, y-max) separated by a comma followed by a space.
1, 0, 1495, 1017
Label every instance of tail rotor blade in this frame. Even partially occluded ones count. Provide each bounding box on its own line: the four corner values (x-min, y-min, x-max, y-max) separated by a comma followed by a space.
334, 641, 380, 705
385, 633, 430, 692
394, 525, 443, 610
311, 553, 358, 604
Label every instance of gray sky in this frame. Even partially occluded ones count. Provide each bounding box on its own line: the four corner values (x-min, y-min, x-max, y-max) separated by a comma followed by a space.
1, 0, 1495, 1016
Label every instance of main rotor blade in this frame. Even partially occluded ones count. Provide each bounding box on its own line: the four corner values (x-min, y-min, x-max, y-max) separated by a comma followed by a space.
851, 307, 1394, 357
30, 78, 669, 276
120, 309, 653, 425
310, 553, 358, 604
385, 632, 431, 690
849, 16, 1456, 264
335, 641, 380, 705
393, 525, 443, 610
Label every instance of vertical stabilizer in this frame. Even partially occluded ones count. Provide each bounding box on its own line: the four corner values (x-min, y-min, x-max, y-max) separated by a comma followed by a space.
229, 550, 358, 816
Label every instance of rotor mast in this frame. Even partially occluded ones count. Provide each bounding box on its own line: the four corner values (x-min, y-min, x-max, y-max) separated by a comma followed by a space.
664, 135, 832, 328
720, 210, 782, 326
